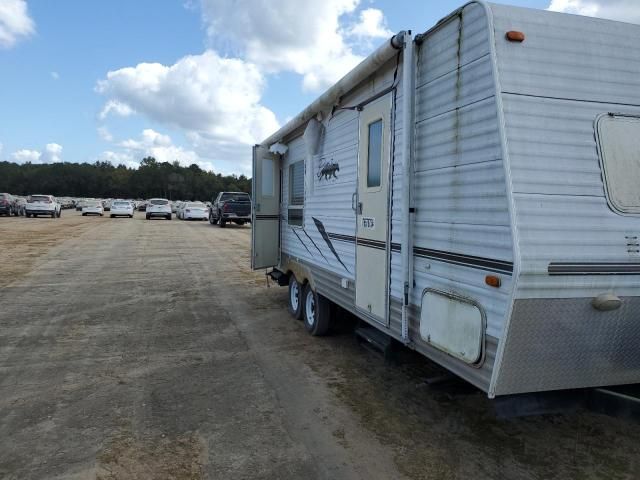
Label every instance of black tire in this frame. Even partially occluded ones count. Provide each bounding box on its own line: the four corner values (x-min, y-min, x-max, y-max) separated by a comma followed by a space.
302, 284, 331, 336
57, 210, 61, 218
26, 213, 31, 218
129, 215, 133, 218
166, 214, 171, 220
219, 217, 226, 228
287, 276, 304, 320
209, 213, 218, 225
110, 215, 115, 218
51, 213, 55, 218
146, 214, 150, 220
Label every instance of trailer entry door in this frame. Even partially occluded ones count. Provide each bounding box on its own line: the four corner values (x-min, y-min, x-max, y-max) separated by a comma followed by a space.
252, 145, 280, 270
355, 96, 391, 323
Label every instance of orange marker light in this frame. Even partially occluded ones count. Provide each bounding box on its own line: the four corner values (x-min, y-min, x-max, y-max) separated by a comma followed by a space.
506, 31, 525, 42
485, 275, 502, 288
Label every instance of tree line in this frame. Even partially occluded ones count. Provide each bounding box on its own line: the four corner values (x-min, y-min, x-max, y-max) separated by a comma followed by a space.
0, 157, 251, 201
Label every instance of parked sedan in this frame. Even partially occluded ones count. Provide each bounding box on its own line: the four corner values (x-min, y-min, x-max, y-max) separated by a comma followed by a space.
110, 200, 134, 218
180, 202, 209, 221
82, 201, 104, 216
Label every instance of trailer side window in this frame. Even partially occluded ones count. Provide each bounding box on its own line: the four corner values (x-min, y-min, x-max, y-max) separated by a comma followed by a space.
597, 114, 640, 214
288, 160, 304, 226
367, 119, 383, 188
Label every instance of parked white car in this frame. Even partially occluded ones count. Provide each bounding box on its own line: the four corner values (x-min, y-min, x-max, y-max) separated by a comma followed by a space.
110, 200, 134, 218
82, 200, 104, 216
25, 195, 61, 218
146, 198, 172, 220
181, 202, 209, 221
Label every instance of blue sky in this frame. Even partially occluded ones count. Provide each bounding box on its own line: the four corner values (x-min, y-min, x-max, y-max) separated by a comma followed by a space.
0, 0, 634, 175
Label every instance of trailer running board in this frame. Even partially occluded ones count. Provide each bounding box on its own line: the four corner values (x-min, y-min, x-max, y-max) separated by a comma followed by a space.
354, 324, 396, 362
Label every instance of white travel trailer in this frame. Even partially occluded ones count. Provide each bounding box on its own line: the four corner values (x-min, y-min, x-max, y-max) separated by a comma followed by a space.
251, 1, 640, 398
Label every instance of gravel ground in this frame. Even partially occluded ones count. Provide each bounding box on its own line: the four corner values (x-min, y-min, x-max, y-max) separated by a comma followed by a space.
0, 213, 638, 480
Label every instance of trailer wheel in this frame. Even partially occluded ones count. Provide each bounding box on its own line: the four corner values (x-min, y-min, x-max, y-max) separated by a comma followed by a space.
287, 276, 303, 320
302, 284, 331, 336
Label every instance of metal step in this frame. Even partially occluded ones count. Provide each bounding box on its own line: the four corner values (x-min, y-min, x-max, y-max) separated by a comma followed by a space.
267, 269, 289, 286
354, 324, 395, 362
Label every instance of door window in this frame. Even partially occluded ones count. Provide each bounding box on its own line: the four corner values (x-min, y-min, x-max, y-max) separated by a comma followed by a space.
367, 119, 383, 188
262, 158, 275, 197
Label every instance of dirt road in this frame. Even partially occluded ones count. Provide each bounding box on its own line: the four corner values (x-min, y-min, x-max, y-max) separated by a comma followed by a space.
0, 214, 638, 479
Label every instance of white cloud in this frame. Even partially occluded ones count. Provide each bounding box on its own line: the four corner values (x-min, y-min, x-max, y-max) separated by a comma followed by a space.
42, 143, 62, 163
0, 0, 35, 49
12, 148, 41, 163
51, 71, 59, 80
105, 128, 215, 172
119, 128, 171, 150
548, 0, 640, 23
199, 0, 390, 92
97, 150, 139, 169
99, 99, 134, 120
97, 126, 113, 142
96, 50, 279, 172
347, 8, 393, 39
10, 143, 63, 164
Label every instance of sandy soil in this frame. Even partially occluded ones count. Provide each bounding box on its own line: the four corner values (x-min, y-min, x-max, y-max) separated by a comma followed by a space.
0, 213, 638, 479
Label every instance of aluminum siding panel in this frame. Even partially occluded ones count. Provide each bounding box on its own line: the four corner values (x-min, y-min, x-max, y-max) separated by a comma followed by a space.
404, 2, 513, 344
490, 4, 640, 299
280, 58, 401, 280
489, 3, 640, 394
490, 3, 640, 105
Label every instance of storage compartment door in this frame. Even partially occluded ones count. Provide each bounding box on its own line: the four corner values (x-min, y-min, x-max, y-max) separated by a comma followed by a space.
420, 290, 485, 365
252, 145, 280, 269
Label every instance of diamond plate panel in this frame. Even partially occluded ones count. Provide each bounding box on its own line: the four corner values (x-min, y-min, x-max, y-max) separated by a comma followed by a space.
494, 297, 640, 396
